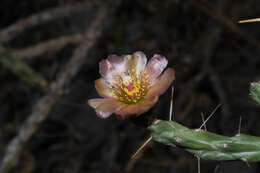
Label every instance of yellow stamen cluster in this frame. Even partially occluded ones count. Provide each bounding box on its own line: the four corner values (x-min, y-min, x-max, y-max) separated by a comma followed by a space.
111, 68, 151, 104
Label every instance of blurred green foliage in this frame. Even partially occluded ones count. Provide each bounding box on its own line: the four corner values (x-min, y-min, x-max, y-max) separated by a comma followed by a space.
250, 82, 260, 104
0, 46, 48, 92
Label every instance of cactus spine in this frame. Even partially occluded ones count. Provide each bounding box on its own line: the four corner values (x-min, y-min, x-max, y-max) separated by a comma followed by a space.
149, 82, 260, 162
149, 120, 260, 162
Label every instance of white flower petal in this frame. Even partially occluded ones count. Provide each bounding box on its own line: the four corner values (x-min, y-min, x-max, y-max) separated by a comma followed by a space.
132, 51, 147, 74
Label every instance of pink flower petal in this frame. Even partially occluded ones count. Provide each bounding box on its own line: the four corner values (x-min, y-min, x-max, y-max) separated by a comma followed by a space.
145, 54, 168, 81
95, 78, 114, 98
99, 55, 127, 83
99, 52, 148, 84
147, 68, 175, 99
115, 96, 158, 120
88, 98, 123, 118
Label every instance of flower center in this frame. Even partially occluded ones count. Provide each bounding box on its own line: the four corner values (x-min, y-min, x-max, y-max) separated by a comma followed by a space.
111, 68, 151, 104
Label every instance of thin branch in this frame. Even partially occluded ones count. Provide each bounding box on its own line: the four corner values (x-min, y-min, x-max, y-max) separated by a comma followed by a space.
174, 1, 228, 118
0, 5, 108, 173
194, 1, 260, 49
12, 33, 83, 59
174, 24, 223, 117
0, 1, 97, 43
238, 18, 260, 23
209, 69, 231, 125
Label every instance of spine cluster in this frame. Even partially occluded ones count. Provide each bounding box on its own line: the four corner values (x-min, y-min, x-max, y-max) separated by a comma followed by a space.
149, 81, 260, 163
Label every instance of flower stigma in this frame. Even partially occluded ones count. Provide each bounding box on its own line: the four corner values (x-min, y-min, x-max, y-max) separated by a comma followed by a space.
110, 67, 151, 104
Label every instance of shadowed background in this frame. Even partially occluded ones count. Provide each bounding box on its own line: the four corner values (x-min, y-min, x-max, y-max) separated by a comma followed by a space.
1, 0, 260, 172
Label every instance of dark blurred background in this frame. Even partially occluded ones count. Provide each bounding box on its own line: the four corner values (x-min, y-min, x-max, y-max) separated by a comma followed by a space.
1, 0, 260, 173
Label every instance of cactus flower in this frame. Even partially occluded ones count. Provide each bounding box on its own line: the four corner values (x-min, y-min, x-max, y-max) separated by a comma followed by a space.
88, 51, 175, 120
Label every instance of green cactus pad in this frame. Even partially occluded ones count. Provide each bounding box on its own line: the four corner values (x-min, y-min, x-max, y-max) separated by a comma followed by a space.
149, 120, 260, 162
250, 82, 260, 104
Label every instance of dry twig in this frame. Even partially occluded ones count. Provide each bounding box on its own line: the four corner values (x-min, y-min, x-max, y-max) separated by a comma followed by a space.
238, 18, 260, 23
0, 5, 108, 173
0, 1, 97, 43
195, 1, 260, 49
175, 0, 227, 119
209, 69, 231, 124
175, 24, 223, 117
11, 33, 83, 59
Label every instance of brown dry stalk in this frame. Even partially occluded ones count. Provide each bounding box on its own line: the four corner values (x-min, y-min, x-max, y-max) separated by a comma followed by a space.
195, 2, 260, 50
0, 1, 97, 43
238, 18, 260, 23
12, 33, 83, 59
0, 5, 109, 173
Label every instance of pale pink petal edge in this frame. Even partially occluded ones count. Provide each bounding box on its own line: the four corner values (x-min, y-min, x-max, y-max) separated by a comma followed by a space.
115, 96, 158, 120
144, 54, 168, 81
95, 78, 114, 98
147, 68, 175, 99
99, 55, 126, 84
88, 98, 123, 119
